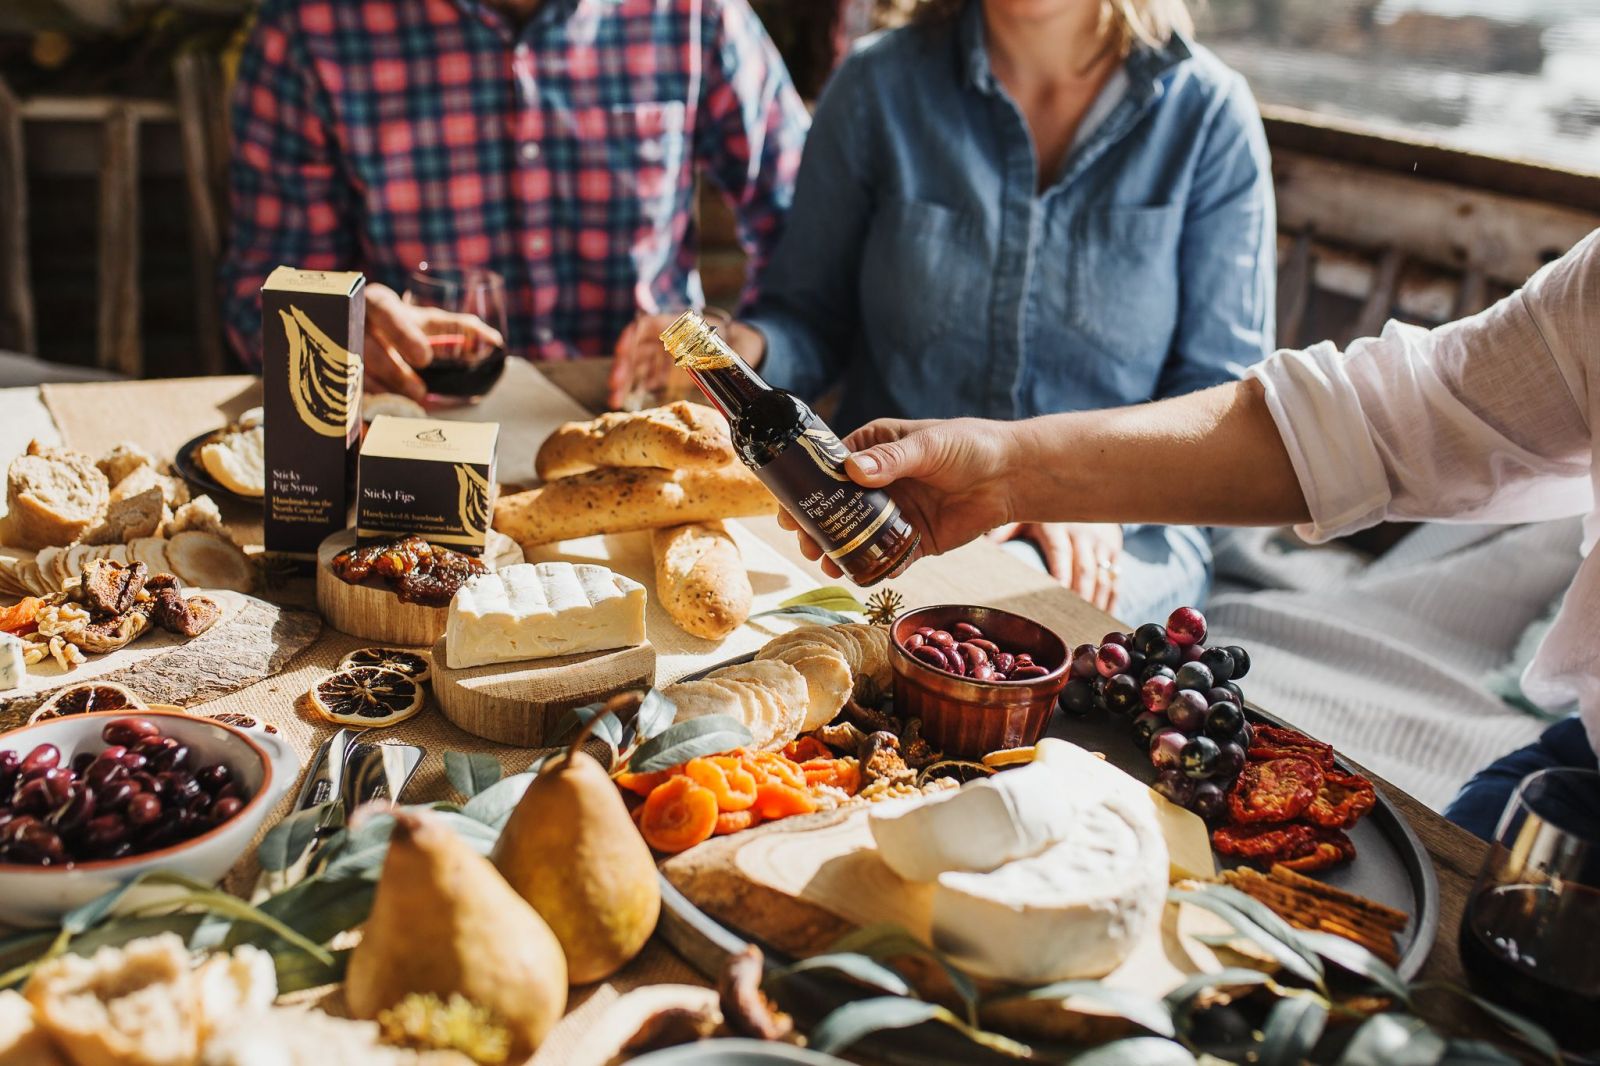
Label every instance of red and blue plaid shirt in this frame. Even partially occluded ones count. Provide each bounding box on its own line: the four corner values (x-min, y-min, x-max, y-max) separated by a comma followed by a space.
222, 0, 808, 366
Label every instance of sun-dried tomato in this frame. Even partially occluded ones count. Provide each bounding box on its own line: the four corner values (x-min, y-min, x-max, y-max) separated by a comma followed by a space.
1278, 828, 1357, 872
1248, 725, 1336, 769
1227, 756, 1324, 824
1212, 822, 1317, 861
1305, 770, 1377, 828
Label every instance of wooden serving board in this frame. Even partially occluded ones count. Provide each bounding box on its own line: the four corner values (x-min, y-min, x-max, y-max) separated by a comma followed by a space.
315, 529, 523, 646
431, 636, 656, 746
0, 590, 321, 730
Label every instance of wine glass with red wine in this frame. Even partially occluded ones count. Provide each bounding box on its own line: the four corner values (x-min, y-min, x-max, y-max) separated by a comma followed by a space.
403, 264, 508, 404
1460, 766, 1600, 1060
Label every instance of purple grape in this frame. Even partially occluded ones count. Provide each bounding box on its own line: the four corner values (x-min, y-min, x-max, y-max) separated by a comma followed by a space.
1167, 606, 1208, 647
1199, 646, 1235, 682
1205, 687, 1235, 707
1132, 623, 1169, 657
18, 744, 60, 778
1190, 782, 1229, 821
1150, 727, 1188, 771
1141, 672, 1177, 712
1132, 711, 1166, 748
1101, 631, 1132, 648
1215, 741, 1247, 779
1225, 646, 1251, 679
1182, 643, 1206, 663
1145, 637, 1182, 671
1167, 690, 1208, 733
1174, 661, 1214, 693
1180, 736, 1222, 779
1060, 677, 1098, 716
1123, 650, 1148, 678
1204, 700, 1245, 741
1104, 674, 1143, 716
1234, 722, 1254, 749
102, 718, 160, 748
1070, 644, 1099, 679
1096, 643, 1131, 678
1222, 680, 1245, 703
1153, 768, 1196, 807
1140, 660, 1174, 684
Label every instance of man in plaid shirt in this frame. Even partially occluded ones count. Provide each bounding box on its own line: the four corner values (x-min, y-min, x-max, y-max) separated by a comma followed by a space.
221, 0, 808, 398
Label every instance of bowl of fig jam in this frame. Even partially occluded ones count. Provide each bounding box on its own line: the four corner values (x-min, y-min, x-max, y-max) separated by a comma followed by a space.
890, 605, 1070, 759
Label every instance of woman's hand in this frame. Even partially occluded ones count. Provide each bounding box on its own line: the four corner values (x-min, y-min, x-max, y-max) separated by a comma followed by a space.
607, 313, 767, 410
989, 522, 1122, 611
776, 417, 1019, 580
362, 283, 504, 401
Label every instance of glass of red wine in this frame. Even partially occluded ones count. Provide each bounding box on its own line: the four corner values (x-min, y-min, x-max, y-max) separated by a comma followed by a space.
403, 264, 508, 405
1460, 766, 1600, 1059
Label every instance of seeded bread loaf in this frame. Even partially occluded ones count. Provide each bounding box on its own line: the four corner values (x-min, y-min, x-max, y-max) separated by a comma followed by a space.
493, 464, 776, 547
534, 401, 734, 480
4, 441, 109, 549
651, 521, 753, 640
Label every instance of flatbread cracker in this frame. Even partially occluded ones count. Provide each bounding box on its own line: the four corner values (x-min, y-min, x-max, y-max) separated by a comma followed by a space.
765, 645, 852, 731
707, 660, 809, 746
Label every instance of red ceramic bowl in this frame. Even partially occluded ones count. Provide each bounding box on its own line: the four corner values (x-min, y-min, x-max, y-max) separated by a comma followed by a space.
890, 605, 1070, 759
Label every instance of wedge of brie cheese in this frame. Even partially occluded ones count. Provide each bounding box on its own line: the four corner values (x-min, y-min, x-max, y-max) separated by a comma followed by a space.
444, 561, 647, 670
930, 791, 1170, 983
869, 759, 1080, 882
0, 632, 23, 691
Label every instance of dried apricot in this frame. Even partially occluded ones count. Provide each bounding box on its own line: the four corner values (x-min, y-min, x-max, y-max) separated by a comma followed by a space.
0, 597, 42, 635
801, 757, 861, 796
685, 756, 757, 812
741, 751, 806, 791
615, 768, 672, 797
783, 736, 831, 762
639, 775, 719, 854
755, 781, 816, 820
714, 808, 762, 836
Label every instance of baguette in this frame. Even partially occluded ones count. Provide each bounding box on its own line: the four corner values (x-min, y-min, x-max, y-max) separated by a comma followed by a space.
494, 463, 776, 546
651, 521, 753, 640
4, 441, 109, 549
535, 401, 734, 480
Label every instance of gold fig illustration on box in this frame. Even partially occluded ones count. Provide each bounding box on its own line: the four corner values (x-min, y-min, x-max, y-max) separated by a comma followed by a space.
282, 305, 361, 438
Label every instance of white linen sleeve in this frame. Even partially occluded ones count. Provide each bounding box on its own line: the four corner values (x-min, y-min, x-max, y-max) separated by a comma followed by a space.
1248, 232, 1600, 543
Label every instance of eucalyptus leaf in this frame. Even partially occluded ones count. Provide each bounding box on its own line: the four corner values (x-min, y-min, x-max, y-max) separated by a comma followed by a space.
1161, 968, 1275, 1022
809, 997, 945, 1055
552, 701, 625, 751
991, 980, 1174, 1038
1069, 1038, 1197, 1066
1259, 994, 1328, 1066
635, 688, 678, 741
1169, 888, 1324, 987
251, 876, 376, 947
257, 801, 340, 873
1454, 988, 1563, 1064
1438, 1039, 1520, 1065
628, 715, 753, 774
443, 751, 503, 798
461, 772, 534, 830
1184, 884, 1327, 984
781, 952, 912, 997
780, 586, 868, 613
272, 945, 351, 995
827, 924, 979, 1025
1295, 929, 1411, 1005
1337, 1014, 1445, 1066
60, 879, 142, 935
750, 605, 857, 626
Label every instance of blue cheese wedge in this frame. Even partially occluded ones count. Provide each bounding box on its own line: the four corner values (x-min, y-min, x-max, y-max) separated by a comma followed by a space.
445, 562, 647, 670
0, 632, 24, 691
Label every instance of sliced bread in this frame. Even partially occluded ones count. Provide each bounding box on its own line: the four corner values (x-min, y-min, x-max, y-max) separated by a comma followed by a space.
80, 486, 168, 545
4, 441, 109, 549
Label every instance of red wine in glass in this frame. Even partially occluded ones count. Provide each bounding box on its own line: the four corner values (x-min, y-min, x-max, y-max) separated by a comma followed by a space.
418, 334, 507, 399
403, 265, 509, 404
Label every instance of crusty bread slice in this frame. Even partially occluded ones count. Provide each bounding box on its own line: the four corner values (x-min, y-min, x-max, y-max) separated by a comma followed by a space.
95, 442, 155, 488
80, 486, 168, 545
198, 425, 264, 497
4, 441, 109, 549
25, 934, 202, 1066
166, 495, 229, 540
0, 989, 68, 1066
111, 463, 189, 509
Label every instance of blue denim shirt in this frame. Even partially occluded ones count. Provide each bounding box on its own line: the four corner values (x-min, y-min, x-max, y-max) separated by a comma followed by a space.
744, 4, 1275, 616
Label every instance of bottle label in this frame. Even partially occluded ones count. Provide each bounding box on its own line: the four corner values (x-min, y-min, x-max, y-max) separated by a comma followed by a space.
755, 421, 905, 570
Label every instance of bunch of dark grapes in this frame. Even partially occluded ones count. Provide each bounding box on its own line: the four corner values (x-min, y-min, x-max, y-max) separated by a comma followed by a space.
1058, 606, 1253, 822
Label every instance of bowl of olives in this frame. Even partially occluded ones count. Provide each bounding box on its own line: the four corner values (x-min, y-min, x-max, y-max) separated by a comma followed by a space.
0, 710, 300, 926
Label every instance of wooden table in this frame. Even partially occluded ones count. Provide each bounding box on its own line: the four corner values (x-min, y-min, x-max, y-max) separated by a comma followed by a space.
7, 364, 1496, 1056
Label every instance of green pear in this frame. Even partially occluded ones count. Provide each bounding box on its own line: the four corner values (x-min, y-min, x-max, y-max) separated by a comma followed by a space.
493, 719, 662, 984
345, 810, 567, 1057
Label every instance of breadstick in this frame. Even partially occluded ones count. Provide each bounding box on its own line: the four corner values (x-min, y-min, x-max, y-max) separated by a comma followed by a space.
651, 521, 753, 640
493, 464, 777, 547
535, 402, 734, 480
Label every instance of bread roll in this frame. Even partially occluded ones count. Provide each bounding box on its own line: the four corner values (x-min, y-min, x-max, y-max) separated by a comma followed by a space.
4, 441, 109, 549
652, 521, 752, 640
494, 464, 776, 546
535, 401, 734, 480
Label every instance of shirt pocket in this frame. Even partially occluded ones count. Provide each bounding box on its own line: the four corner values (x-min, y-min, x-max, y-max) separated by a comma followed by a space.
860, 198, 986, 385
603, 102, 689, 229
1066, 203, 1184, 367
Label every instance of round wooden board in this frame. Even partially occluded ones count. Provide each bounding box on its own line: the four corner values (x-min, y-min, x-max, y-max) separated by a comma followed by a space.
315, 530, 523, 645
431, 636, 657, 747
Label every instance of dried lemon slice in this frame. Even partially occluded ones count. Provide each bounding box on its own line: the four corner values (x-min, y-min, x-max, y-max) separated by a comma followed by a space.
309, 667, 423, 729
30, 682, 149, 723
914, 759, 996, 788
338, 647, 432, 685
981, 746, 1037, 769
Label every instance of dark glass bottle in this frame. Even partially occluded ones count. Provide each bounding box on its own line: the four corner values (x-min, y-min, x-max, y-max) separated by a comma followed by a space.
659, 311, 920, 586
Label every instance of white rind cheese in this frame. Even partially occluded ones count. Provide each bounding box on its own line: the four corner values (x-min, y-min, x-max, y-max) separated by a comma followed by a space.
445, 561, 647, 670
930, 791, 1170, 983
868, 760, 1080, 883
0, 632, 22, 691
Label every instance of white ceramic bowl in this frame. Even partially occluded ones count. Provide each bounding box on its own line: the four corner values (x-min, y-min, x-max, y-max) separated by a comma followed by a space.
0, 711, 300, 927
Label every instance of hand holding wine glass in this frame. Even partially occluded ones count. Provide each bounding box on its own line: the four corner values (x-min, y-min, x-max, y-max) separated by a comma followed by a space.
381, 265, 508, 405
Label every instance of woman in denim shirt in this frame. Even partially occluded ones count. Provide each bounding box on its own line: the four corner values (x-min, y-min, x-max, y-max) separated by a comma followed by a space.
616, 0, 1274, 619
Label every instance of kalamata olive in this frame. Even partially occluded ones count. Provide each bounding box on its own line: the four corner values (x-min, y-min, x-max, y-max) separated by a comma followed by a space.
994, 652, 1016, 674
195, 764, 233, 795
965, 637, 1000, 658
9, 822, 65, 865
160, 773, 202, 804
903, 632, 926, 652
0, 814, 37, 845
0, 751, 19, 776
1015, 653, 1035, 668
117, 751, 149, 773
48, 785, 95, 833
102, 717, 160, 748
87, 758, 127, 791
152, 744, 191, 774
971, 664, 998, 681
911, 644, 951, 672
211, 795, 245, 823
952, 622, 984, 642
956, 642, 989, 672
132, 771, 165, 798
12, 777, 51, 815
19, 743, 60, 777
80, 814, 129, 852
914, 626, 936, 638
186, 791, 214, 817
929, 629, 956, 648
125, 793, 162, 828
94, 780, 135, 814
215, 782, 245, 803
35, 768, 74, 808
1010, 665, 1050, 680
70, 752, 96, 776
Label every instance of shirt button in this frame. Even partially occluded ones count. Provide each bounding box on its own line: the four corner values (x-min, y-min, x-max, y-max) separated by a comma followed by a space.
535, 327, 554, 344
528, 235, 548, 255
519, 141, 540, 162
638, 140, 663, 163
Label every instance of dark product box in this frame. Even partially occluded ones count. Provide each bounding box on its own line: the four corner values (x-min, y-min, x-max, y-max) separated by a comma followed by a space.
262, 267, 365, 558
357, 416, 499, 555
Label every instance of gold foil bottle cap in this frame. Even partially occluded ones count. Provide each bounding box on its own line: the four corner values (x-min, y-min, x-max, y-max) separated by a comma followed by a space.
659, 310, 736, 371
